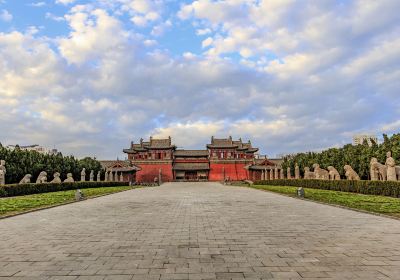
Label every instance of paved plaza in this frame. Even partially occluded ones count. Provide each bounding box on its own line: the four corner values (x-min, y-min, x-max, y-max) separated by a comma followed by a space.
1, 182, 400, 279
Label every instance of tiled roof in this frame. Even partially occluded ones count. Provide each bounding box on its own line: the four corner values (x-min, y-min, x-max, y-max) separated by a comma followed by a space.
174, 150, 209, 157
150, 137, 173, 148
99, 160, 141, 171
173, 162, 210, 170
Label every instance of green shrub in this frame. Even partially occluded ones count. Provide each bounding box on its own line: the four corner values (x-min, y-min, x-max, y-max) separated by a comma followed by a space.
0, 181, 129, 197
254, 179, 400, 198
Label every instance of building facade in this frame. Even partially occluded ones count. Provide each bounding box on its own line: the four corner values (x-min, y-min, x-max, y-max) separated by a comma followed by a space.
352, 134, 378, 146
123, 136, 262, 182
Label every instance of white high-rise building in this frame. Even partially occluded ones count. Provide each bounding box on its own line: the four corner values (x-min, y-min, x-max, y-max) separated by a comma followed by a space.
352, 135, 378, 146
6, 144, 58, 155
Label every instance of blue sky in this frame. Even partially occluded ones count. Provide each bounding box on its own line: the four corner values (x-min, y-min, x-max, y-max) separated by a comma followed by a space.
0, 0, 399, 159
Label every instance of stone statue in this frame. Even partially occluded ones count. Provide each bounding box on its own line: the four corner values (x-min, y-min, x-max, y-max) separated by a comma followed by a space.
344, 165, 360, 180
50, 172, 62, 183
370, 157, 387, 181
36, 171, 47, 183
89, 170, 94, 182
304, 167, 315, 179
327, 166, 340, 180
0, 160, 6, 185
280, 169, 284, 179
385, 151, 397, 181
97, 171, 101, 182
0, 170, 5, 185
295, 164, 300, 179
19, 174, 32, 184
274, 167, 279, 179
110, 171, 114, 182
396, 166, 400, 181
81, 168, 86, 182
313, 164, 329, 180
120, 172, 123, 182
64, 173, 74, 183
287, 167, 292, 179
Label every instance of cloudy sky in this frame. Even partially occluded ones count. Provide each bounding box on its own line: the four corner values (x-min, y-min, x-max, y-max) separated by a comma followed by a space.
0, 0, 399, 159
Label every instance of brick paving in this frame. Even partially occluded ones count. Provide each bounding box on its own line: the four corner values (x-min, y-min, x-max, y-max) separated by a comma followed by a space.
1, 182, 400, 279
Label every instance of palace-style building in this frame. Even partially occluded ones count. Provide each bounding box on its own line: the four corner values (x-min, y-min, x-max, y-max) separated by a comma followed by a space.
123, 136, 282, 183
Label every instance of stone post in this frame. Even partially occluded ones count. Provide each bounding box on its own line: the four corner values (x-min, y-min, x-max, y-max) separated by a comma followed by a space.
120, 173, 123, 182
295, 164, 300, 179
287, 167, 291, 179
280, 168, 284, 179
274, 167, 279, 179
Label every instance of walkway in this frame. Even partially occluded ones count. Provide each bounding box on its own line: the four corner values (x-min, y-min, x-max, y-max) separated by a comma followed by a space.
1, 182, 400, 279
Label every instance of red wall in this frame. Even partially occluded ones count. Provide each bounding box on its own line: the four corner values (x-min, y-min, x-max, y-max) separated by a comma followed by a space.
135, 163, 173, 183
209, 162, 249, 181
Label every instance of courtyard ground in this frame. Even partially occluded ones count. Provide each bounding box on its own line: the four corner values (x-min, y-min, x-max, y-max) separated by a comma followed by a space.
0, 182, 400, 279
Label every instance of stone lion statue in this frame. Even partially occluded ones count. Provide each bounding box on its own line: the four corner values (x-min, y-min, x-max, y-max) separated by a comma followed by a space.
19, 174, 32, 184
344, 165, 360, 180
64, 173, 75, 183
50, 172, 62, 183
327, 166, 340, 180
36, 171, 47, 184
304, 167, 315, 179
370, 157, 387, 181
313, 164, 329, 180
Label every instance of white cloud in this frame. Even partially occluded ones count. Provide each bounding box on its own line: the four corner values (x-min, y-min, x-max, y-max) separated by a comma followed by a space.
55, 0, 76, 5
0, 9, 12, 22
59, 8, 130, 64
45, 12, 65, 22
29, 2, 46, 7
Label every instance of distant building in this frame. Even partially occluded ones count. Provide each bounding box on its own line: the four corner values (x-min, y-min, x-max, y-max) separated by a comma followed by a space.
6, 144, 58, 155
123, 136, 260, 183
352, 135, 378, 146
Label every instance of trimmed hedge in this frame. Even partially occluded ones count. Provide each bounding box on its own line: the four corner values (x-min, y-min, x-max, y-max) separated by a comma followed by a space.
254, 179, 400, 198
0, 181, 129, 197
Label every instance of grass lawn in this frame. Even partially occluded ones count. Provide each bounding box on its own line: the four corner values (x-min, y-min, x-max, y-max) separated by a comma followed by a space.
250, 185, 400, 218
0, 186, 132, 217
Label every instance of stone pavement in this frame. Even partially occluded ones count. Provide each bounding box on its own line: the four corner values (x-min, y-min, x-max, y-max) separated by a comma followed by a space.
1, 182, 400, 280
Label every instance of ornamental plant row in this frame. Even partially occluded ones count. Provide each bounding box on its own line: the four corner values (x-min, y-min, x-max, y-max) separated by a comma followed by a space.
0, 181, 129, 197
254, 179, 400, 198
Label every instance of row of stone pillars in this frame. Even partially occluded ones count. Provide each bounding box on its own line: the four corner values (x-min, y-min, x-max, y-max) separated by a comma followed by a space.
104, 171, 124, 182
261, 168, 285, 180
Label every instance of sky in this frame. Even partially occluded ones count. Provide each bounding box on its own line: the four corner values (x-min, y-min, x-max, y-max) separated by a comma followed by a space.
0, 0, 399, 159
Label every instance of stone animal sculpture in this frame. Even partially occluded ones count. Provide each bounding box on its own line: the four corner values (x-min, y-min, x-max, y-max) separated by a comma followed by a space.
344, 165, 360, 180
396, 166, 400, 181
327, 166, 341, 180
304, 167, 315, 179
64, 173, 74, 183
19, 174, 32, 184
51, 172, 62, 183
385, 152, 397, 181
370, 157, 387, 181
313, 164, 329, 180
36, 171, 47, 183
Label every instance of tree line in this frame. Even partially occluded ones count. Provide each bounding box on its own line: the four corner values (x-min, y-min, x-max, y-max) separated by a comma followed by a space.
0, 144, 102, 184
283, 134, 400, 180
